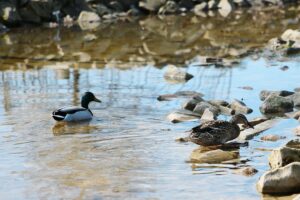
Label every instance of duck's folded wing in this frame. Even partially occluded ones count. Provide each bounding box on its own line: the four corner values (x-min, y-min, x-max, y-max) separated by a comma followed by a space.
57, 106, 87, 114
52, 106, 87, 121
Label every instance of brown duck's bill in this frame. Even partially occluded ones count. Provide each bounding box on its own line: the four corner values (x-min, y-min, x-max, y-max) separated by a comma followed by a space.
94, 97, 102, 103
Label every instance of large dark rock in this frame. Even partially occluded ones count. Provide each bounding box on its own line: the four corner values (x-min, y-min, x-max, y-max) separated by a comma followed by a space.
260, 94, 294, 114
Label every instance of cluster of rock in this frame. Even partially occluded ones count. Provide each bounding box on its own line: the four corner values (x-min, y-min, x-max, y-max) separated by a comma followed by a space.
268, 29, 300, 55
259, 89, 300, 116
257, 139, 300, 195
1, 0, 300, 28
160, 90, 252, 123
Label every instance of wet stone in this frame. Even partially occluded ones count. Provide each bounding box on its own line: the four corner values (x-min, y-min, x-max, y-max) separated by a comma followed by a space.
182, 97, 204, 111
164, 65, 193, 83
269, 147, 300, 169
260, 94, 294, 114
234, 167, 258, 176
200, 108, 216, 122
257, 162, 300, 194
261, 135, 286, 142
286, 139, 300, 149
167, 109, 201, 123
230, 99, 253, 114
259, 90, 294, 101
193, 101, 220, 116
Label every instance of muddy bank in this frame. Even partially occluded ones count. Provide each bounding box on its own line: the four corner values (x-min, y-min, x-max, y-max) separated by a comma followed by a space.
0, 0, 300, 28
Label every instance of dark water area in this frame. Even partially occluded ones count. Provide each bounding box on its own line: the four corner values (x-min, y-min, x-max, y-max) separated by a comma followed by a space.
0, 7, 300, 200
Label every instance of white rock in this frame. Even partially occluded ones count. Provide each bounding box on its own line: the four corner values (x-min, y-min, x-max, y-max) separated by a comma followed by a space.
257, 162, 300, 194
218, 0, 232, 17
164, 65, 193, 83
281, 29, 300, 42
78, 11, 100, 22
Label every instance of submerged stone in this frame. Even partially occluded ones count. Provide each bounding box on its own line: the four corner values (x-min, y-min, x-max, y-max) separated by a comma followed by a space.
190, 148, 239, 164
164, 65, 193, 83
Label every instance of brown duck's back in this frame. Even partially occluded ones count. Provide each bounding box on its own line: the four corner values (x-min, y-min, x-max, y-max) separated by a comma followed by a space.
190, 120, 240, 146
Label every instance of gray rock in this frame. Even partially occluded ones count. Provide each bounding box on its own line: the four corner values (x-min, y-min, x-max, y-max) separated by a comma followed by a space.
234, 167, 258, 176
261, 135, 286, 142
269, 147, 300, 169
182, 97, 204, 111
164, 65, 193, 83
230, 99, 253, 114
288, 93, 300, 107
208, 100, 229, 107
167, 109, 201, 123
139, 0, 166, 11
260, 90, 294, 101
260, 94, 294, 114
200, 108, 216, 122
193, 101, 220, 116
257, 162, 300, 194
158, 91, 203, 101
158, 1, 178, 15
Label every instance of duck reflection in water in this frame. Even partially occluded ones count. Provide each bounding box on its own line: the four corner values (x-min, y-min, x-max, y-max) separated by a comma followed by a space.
52, 121, 100, 136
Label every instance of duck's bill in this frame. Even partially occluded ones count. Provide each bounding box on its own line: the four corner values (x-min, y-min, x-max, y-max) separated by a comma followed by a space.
94, 97, 102, 103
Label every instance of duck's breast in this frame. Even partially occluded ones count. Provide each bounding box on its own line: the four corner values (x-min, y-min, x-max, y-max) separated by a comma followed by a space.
64, 110, 93, 121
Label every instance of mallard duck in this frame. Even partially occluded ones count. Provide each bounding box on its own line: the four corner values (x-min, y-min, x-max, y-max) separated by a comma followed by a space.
189, 114, 253, 146
52, 92, 101, 122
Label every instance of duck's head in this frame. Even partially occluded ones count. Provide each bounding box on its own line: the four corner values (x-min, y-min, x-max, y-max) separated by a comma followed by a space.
81, 92, 101, 108
230, 114, 253, 129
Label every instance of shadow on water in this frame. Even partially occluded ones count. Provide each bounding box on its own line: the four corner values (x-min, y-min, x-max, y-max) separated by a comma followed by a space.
0, 6, 300, 200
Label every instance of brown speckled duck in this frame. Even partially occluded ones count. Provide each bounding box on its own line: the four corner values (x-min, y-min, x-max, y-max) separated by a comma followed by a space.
189, 114, 253, 146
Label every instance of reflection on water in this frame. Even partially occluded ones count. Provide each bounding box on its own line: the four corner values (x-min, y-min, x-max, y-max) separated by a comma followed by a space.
0, 7, 300, 200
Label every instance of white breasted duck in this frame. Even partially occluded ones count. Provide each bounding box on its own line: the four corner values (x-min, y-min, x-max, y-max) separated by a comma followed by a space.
52, 92, 101, 122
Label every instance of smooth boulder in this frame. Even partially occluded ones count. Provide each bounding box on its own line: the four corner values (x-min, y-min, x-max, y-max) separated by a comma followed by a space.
260, 90, 294, 101
257, 162, 300, 194
260, 94, 294, 114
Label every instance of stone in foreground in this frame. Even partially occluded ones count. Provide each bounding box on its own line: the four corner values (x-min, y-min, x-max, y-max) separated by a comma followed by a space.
269, 147, 300, 169
257, 162, 300, 194
260, 94, 294, 114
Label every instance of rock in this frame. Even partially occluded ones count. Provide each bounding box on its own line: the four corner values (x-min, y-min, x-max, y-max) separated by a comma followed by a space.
281, 29, 300, 42
158, 1, 179, 15
293, 127, 300, 136
261, 135, 286, 142
167, 109, 201, 123
234, 167, 258, 176
0, 2, 21, 25
193, 101, 220, 116
293, 195, 300, 200
95, 4, 112, 16
182, 97, 204, 111
108, 1, 125, 12
230, 99, 252, 114
286, 139, 300, 149
286, 111, 300, 120
72, 52, 91, 62
288, 93, 300, 107
194, 3, 207, 16
208, 100, 229, 107
280, 66, 289, 71
257, 162, 300, 194
164, 65, 193, 83
238, 118, 280, 140
218, 0, 232, 17
139, 0, 166, 11
260, 94, 294, 114
269, 147, 300, 169
218, 105, 235, 116
77, 11, 100, 22
158, 91, 203, 101
238, 86, 253, 90
260, 90, 294, 101
208, 0, 218, 10
200, 108, 216, 122
83, 33, 97, 42
190, 149, 239, 164
294, 88, 300, 92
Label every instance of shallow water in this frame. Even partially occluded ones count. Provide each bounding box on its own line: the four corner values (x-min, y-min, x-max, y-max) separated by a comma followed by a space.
0, 8, 300, 200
